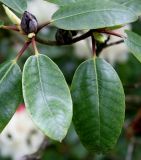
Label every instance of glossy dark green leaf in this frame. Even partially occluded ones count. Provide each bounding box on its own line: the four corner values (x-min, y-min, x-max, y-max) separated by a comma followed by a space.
125, 31, 141, 63
71, 58, 125, 152
0, 0, 27, 13
52, 0, 137, 30
22, 54, 72, 141
0, 61, 22, 131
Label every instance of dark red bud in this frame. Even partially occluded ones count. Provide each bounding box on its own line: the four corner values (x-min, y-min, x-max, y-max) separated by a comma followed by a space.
21, 11, 38, 34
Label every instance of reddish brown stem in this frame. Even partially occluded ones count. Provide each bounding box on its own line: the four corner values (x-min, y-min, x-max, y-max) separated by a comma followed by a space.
32, 37, 39, 55
37, 21, 51, 32
91, 35, 96, 56
2, 25, 20, 32
98, 29, 124, 38
36, 30, 92, 46
15, 41, 31, 61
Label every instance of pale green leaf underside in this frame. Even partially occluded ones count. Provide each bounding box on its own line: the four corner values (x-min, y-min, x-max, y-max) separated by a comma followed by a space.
71, 58, 125, 152
22, 54, 72, 142
52, 0, 137, 30
115, 0, 141, 16
47, 0, 77, 6
48, 0, 141, 16
125, 30, 141, 63
0, 0, 27, 13
0, 61, 22, 131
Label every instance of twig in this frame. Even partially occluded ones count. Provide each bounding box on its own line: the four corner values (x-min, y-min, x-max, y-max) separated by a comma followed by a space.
37, 21, 51, 32
15, 41, 31, 61
91, 35, 96, 56
1, 25, 20, 32
96, 36, 110, 55
96, 36, 124, 55
107, 40, 124, 47
96, 38, 124, 55
35, 30, 92, 46
98, 29, 125, 38
32, 37, 39, 55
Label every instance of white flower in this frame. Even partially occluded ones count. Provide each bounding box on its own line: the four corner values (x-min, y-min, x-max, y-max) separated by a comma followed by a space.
0, 105, 44, 160
27, 0, 58, 24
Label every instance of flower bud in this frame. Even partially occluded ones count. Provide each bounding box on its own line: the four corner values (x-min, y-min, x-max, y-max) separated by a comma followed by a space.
21, 11, 38, 34
93, 32, 107, 43
55, 29, 77, 44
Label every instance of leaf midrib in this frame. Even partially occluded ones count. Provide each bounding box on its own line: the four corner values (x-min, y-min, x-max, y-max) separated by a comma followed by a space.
53, 8, 135, 22
0, 62, 14, 85
93, 58, 101, 146
36, 56, 58, 125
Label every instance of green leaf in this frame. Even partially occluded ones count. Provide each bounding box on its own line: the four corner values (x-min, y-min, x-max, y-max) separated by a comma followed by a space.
47, 0, 77, 6
52, 0, 137, 30
22, 54, 72, 142
48, 0, 141, 16
0, 20, 4, 28
0, 61, 22, 131
125, 30, 141, 63
116, 0, 141, 16
0, 0, 27, 14
71, 58, 125, 152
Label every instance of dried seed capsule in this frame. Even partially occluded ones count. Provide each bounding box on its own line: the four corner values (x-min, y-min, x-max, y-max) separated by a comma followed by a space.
21, 11, 38, 34
55, 29, 77, 44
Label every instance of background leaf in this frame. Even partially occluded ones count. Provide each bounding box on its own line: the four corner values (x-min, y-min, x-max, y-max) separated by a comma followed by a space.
125, 30, 141, 63
0, 20, 4, 27
52, 0, 137, 30
71, 58, 125, 152
0, 0, 27, 14
22, 54, 72, 142
0, 61, 22, 131
115, 0, 141, 16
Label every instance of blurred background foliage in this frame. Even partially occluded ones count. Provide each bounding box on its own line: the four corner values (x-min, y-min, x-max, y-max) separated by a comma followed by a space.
0, 1, 141, 160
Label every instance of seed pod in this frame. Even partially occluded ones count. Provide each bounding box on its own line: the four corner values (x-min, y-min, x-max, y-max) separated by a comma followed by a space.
55, 29, 77, 44
21, 11, 38, 34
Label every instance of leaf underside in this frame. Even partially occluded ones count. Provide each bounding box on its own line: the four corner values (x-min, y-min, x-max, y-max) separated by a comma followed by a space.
0, 0, 27, 13
125, 30, 141, 63
22, 54, 72, 142
52, 0, 137, 30
0, 61, 22, 131
115, 0, 141, 16
47, 0, 77, 6
48, 0, 141, 16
